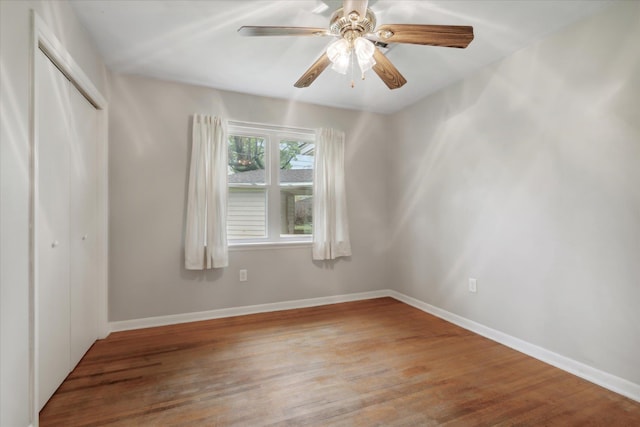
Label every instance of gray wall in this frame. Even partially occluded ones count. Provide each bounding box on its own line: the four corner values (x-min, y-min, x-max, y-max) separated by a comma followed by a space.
3, 2, 639, 424
0, 1, 108, 425
108, 74, 390, 321
388, 1, 640, 384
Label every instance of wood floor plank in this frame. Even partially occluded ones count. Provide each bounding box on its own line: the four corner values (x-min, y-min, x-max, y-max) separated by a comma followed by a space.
40, 298, 640, 426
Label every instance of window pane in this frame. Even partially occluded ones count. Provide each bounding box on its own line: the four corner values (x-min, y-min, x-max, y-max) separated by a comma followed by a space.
228, 135, 266, 184
280, 141, 314, 185
280, 187, 312, 236
227, 188, 266, 239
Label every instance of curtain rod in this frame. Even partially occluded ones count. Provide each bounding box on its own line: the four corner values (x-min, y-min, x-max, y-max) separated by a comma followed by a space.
227, 120, 315, 136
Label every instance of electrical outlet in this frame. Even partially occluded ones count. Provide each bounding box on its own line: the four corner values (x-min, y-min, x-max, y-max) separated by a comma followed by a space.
468, 278, 477, 293
239, 269, 248, 282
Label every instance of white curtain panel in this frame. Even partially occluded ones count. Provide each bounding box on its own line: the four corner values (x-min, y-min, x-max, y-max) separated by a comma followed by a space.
312, 128, 352, 260
185, 115, 228, 269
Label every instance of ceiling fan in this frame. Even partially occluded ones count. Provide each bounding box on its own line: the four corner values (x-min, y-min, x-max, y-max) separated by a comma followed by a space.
238, 0, 474, 90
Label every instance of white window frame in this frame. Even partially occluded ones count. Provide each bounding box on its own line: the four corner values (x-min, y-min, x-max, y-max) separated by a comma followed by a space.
227, 122, 315, 247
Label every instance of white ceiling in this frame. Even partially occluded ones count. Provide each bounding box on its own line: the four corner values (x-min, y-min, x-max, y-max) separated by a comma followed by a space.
70, 0, 613, 114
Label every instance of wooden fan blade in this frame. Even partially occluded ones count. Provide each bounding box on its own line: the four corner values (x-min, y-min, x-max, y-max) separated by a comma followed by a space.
376, 24, 474, 48
372, 49, 407, 90
238, 26, 330, 37
343, 0, 368, 18
294, 53, 332, 88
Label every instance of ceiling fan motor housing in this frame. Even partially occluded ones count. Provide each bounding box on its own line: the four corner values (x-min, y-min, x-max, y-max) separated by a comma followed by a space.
330, 7, 377, 40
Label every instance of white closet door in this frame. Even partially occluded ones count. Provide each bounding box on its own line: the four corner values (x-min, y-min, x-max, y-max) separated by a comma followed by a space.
37, 49, 72, 409
37, 47, 101, 410
69, 74, 99, 367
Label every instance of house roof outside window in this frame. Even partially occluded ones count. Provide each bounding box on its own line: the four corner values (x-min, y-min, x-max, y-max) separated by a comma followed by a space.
228, 169, 313, 184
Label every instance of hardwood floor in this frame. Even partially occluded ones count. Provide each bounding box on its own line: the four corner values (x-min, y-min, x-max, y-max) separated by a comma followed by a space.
40, 298, 640, 426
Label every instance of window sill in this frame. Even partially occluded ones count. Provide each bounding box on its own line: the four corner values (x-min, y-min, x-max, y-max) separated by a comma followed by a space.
229, 240, 312, 251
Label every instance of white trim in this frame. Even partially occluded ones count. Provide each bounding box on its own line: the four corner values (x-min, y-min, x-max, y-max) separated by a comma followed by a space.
109, 290, 388, 332
29, 10, 109, 426
229, 241, 312, 251
28, 12, 37, 427
227, 120, 314, 137
388, 290, 640, 403
226, 124, 315, 245
96, 105, 110, 340
34, 17, 106, 109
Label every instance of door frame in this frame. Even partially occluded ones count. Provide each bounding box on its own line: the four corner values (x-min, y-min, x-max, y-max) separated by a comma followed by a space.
29, 10, 109, 425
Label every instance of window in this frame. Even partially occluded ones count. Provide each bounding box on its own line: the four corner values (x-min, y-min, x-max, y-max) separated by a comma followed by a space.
227, 124, 314, 244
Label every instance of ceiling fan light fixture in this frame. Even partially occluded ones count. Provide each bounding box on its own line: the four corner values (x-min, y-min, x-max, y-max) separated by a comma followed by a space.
327, 36, 376, 78
354, 37, 376, 75
327, 38, 351, 74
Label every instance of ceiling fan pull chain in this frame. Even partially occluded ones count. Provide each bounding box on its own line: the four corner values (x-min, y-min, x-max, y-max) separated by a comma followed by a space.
350, 50, 355, 88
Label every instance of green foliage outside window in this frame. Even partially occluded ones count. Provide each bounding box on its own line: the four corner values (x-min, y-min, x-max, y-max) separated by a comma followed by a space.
227, 136, 302, 173
279, 141, 304, 170
228, 136, 265, 173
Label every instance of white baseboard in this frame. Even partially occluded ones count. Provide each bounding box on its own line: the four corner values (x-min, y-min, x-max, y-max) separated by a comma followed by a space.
388, 290, 640, 403
108, 288, 639, 403
108, 290, 389, 333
